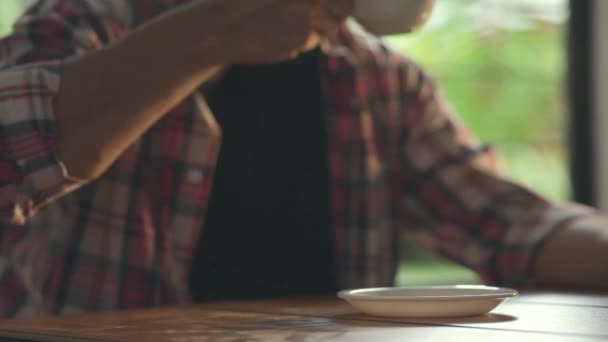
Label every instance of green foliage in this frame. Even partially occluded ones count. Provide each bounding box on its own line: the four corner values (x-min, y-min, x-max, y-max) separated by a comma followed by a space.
0, 1, 27, 36
385, 0, 570, 201
397, 261, 479, 286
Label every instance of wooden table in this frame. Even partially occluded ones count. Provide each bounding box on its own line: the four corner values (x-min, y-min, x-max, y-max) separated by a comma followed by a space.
0, 292, 606, 341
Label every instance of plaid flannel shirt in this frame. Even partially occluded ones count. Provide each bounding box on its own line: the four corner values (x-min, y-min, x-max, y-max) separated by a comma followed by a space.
0, 0, 595, 317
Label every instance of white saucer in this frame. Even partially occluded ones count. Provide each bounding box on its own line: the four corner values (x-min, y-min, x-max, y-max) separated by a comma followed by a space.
338, 285, 518, 318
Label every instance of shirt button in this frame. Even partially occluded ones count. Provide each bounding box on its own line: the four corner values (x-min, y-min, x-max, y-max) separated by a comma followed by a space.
186, 168, 203, 184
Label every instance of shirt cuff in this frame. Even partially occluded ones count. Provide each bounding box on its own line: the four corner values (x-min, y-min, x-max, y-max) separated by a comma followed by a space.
488, 203, 593, 287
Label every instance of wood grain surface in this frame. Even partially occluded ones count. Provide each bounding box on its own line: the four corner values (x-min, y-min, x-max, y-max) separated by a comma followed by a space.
0, 292, 606, 341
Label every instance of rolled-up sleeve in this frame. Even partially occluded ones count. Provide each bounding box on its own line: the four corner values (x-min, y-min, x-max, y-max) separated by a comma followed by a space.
397, 58, 594, 287
0, 65, 84, 224
0, 0, 129, 224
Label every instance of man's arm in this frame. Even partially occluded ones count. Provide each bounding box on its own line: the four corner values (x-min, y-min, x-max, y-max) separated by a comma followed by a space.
0, 0, 132, 223
55, 0, 354, 179
0, 0, 353, 224
54, 3, 224, 180
393, 55, 607, 290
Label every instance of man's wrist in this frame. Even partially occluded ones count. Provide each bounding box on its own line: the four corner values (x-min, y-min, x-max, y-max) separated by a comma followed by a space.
534, 216, 608, 290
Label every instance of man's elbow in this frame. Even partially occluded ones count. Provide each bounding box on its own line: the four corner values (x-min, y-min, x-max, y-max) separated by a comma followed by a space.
56, 139, 112, 180
0, 188, 30, 226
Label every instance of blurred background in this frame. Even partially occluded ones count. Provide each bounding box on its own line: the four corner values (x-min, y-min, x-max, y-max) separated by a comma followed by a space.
0, 0, 572, 286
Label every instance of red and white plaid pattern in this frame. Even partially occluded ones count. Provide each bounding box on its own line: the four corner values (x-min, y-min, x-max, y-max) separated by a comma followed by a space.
0, 0, 595, 317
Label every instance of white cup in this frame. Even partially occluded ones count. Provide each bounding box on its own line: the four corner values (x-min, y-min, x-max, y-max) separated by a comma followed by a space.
353, 0, 436, 35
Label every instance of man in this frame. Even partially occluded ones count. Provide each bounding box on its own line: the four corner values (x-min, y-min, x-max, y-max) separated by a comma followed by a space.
0, 0, 606, 317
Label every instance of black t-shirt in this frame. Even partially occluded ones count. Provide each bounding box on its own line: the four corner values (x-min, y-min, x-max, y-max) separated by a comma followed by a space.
189, 49, 337, 302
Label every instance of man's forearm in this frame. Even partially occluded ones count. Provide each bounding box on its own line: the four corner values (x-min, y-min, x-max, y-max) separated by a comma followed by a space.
53, 0, 354, 180
54, 4, 222, 179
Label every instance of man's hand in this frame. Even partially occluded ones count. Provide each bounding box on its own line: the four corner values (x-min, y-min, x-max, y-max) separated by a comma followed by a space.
55, 0, 354, 179
535, 216, 608, 290
192, 0, 354, 64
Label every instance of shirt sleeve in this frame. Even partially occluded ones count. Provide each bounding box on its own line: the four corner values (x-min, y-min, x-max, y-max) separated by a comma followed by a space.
397, 57, 596, 287
0, 0, 129, 224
